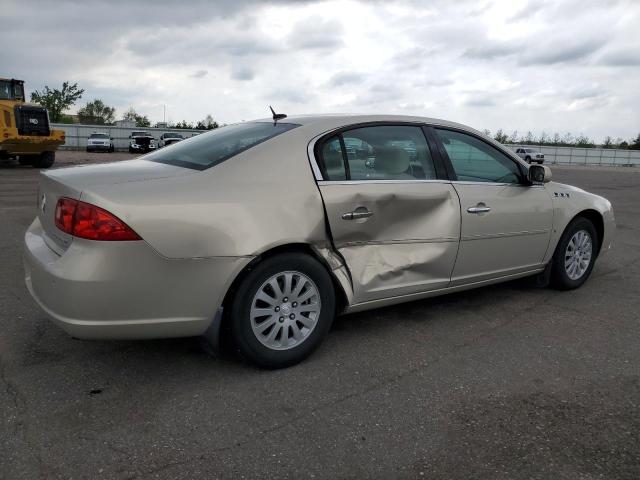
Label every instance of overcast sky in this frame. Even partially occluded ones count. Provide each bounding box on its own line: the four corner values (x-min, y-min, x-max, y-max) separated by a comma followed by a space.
3, 0, 639, 139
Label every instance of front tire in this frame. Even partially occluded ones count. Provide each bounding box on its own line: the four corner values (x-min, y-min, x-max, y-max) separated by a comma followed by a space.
550, 217, 598, 290
525, 156, 531, 163
230, 253, 336, 369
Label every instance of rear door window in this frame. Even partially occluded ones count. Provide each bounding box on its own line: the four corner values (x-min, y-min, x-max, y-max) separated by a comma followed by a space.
319, 125, 437, 181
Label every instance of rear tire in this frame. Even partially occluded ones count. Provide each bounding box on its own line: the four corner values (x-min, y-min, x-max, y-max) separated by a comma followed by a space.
230, 253, 336, 369
525, 156, 531, 163
550, 217, 598, 290
33, 151, 55, 169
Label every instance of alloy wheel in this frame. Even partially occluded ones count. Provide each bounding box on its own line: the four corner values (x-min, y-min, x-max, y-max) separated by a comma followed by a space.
250, 271, 321, 350
564, 229, 593, 280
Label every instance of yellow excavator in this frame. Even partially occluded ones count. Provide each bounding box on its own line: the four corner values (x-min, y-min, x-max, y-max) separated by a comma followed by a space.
0, 78, 65, 168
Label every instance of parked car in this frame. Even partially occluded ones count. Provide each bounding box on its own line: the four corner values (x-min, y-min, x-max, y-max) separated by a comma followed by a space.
128, 131, 156, 153
158, 132, 184, 148
86, 132, 114, 153
24, 114, 614, 368
515, 147, 545, 164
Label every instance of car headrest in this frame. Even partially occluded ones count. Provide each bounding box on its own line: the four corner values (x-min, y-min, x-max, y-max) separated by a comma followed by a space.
375, 147, 410, 175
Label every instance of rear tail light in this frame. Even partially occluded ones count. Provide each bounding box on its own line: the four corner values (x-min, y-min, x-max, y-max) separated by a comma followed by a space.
54, 197, 141, 241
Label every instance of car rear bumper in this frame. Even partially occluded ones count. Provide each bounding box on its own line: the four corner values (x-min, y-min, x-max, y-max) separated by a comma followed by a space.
23, 217, 250, 340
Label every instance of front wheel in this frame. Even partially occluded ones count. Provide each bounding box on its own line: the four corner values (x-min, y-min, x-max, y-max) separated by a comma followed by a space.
550, 217, 598, 290
230, 253, 336, 368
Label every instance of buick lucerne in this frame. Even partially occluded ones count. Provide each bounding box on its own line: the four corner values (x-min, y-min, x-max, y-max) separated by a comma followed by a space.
24, 114, 614, 368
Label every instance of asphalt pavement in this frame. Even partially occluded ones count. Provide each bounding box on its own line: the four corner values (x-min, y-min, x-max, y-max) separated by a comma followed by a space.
1, 155, 639, 479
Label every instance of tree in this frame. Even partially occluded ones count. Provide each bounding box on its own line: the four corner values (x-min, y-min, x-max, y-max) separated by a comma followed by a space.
201, 114, 219, 130
574, 134, 594, 147
509, 130, 519, 143
539, 131, 549, 144
30, 81, 84, 122
551, 133, 561, 146
602, 136, 613, 149
482, 129, 491, 138
173, 120, 195, 129
630, 133, 640, 150
77, 99, 116, 125
522, 131, 535, 144
562, 133, 574, 145
123, 107, 151, 127
195, 114, 219, 130
493, 129, 508, 144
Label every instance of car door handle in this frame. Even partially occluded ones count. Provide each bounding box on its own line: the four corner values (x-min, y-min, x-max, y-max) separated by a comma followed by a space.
342, 209, 374, 220
467, 204, 491, 214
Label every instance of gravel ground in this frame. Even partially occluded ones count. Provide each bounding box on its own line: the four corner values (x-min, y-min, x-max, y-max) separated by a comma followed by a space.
1, 156, 639, 479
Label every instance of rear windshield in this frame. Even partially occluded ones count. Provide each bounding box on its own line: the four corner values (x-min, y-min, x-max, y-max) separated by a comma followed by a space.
145, 122, 299, 170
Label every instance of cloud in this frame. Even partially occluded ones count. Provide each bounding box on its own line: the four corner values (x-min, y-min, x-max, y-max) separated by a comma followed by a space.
519, 37, 608, 65
463, 96, 497, 107
328, 72, 366, 87
2, 0, 638, 139
231, 66, 255, 81
265, 88, 315, 105
287, 17, 344, 50
463, 43, 521, 60
597, 47, 640, 66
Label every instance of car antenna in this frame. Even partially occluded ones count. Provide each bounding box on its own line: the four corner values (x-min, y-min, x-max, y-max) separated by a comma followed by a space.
269, 106, 287, 125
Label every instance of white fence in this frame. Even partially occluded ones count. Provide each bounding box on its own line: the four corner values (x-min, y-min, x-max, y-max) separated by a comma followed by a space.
51, 123, 206, 151
50, 124, 640, 165
508, 144, 640, 166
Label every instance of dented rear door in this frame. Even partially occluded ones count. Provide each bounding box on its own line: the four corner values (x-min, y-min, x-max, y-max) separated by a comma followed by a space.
319, 181, 460, 303
314, 123, 460, 305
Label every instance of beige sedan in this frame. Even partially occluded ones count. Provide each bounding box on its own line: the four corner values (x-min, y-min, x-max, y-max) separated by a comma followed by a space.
24, 114, 614, 368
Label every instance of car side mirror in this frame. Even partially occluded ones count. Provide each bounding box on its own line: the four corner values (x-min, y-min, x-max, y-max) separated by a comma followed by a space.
528, 164, 552, 183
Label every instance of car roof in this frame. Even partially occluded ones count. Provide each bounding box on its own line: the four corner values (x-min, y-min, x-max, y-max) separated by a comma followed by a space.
252, 113, 482, 134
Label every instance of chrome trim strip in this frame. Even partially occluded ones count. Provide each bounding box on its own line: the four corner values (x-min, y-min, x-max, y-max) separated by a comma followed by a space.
452, 181, 543, 188
318, 179, 450, 186
461, 229, 550, 241
305, 119, 530, 182
340, 237, 459, 247
306, 132, 325, 181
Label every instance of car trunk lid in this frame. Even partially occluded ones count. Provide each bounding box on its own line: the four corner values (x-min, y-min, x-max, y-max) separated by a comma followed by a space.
36, 159, 194, 254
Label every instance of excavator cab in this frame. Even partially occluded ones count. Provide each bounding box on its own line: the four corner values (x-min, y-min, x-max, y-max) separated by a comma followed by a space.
0, 77, 65, 168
